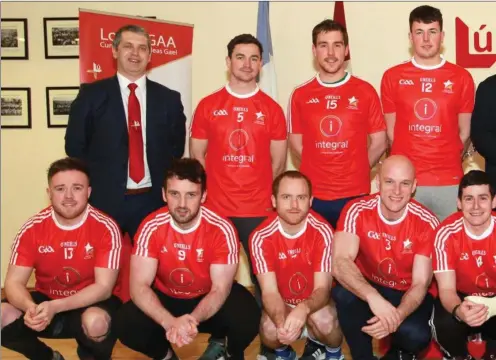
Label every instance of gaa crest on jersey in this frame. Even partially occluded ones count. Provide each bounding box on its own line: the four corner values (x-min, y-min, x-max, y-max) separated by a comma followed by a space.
443, 80, 454, 94
402, 239, 413, 254
347, 96, 359, 110
289, 272, 308, 295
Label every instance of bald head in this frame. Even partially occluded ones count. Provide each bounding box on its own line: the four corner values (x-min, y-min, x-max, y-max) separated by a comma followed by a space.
380, 155, 415, 181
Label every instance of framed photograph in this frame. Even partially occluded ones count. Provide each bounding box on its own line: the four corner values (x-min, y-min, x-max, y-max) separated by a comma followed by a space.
1, 18, 29, 60
1, 88, 31, 129
43, 17, 79, 59
46, 86, 79, 128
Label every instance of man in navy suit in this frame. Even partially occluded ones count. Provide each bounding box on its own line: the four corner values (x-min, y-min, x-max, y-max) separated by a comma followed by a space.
65, 24, 186, 241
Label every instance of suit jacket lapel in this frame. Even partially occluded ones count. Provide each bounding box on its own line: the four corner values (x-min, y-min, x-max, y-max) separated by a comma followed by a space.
109, 76, 128, 141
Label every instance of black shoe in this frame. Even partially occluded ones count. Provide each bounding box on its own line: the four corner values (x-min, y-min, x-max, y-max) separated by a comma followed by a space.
76, 345, 95, 360
52, 351, 66, 360
300, 339, 326, 360
482, 350, 496, 360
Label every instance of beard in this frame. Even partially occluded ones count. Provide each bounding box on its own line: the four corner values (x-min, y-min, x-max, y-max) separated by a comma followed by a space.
52, 202, 87, 222
170, 206, 201, 226
278, 210, 308, 227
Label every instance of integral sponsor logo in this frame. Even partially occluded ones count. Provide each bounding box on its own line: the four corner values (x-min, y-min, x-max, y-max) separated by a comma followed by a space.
54, 267, 81, 288
213, 109, 228, 116
306, 98, 320, 104
316, 115, 348, 152
410, 98, 441, 136
39, 245, 55, 254
378, 258, 398, 280
455, 17, 496, 68
224, 129, 254, 167
476, 272, 496, 290
443, 80, 454, 94
371, 273, 396, 288
289, 272, 308, 295
49, 288, 79, 297
169, 268, 195, 287
399, 79, 414, 85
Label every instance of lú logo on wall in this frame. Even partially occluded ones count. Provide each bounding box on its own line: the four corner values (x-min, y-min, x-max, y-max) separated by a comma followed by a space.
456, 18, 495, 68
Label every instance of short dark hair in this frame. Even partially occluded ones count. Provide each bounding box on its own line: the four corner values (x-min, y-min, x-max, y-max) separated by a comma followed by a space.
112, 24, 151, 51
47, 157, 90, 184
165, 158, 207, 193
409, 5, 443, 31
227, 34, 263, 58
312, 19, 349, 46
458, 170, 495, 199
272, 170, 312, 197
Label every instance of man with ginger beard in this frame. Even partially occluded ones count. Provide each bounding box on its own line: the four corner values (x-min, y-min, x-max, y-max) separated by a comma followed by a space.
331, 155, 439, 360
432, 170, 496, 360
1, 157, 122, 360
249, 171, 343, 360
114, 158, 260, 360
66, 24, 186, 242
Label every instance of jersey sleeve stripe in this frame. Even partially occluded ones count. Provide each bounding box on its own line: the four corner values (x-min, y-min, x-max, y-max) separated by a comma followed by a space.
308, 215, 333, 272
251, 218, 279, 274
433, 218, 463, 271
135, 213, 171, 258
344, 197, 378, 234
407, 203, 441, 229
202, 208, 239, 264
287, 76, 315, 133
89, 208, 122, 269
9, 209, 52, 265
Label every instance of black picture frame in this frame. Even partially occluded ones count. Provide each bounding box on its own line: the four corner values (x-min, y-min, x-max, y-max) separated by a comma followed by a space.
46, 86, 80, 128
1, 87, 32, 129
43, 17, 79, 59
1, 18, 29, 60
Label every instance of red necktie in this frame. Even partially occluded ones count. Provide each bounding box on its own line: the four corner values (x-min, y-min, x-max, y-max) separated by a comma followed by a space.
127, 83, 145, 183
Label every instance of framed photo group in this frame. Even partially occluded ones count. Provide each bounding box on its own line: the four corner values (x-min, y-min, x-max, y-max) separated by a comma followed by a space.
2, 16, 80, 129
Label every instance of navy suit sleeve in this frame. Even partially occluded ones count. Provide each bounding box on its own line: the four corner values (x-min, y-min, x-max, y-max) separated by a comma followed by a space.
65, 84, 92, 159
169, 90, 187, 158
471, 77, 496, 163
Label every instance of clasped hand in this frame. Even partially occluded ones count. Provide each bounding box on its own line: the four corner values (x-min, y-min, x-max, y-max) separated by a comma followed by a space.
165, 314, 199, 348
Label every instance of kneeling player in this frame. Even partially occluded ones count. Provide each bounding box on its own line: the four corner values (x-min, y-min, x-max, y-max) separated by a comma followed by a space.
432, 170, 496, 360
250, 171, 343, 360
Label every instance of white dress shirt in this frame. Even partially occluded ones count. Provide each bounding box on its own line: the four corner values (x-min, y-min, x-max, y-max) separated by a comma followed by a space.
117, 72, 152, 189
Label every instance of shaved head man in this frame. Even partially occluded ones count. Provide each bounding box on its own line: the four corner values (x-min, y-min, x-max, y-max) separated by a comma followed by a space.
331, 155, 440, 360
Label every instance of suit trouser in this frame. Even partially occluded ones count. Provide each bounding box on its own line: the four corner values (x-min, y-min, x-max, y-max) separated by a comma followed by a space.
431, 294, 496, 357
331, 282, 433, 360
1, 292, 121, 360
311, 195, 364, 229
114, 282, 261, 360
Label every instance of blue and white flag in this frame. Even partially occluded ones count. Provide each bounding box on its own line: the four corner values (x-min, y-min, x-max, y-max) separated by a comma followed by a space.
257, 1, 278, 100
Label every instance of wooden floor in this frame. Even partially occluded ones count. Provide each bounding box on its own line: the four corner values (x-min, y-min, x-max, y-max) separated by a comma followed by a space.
1, 335, 361, 359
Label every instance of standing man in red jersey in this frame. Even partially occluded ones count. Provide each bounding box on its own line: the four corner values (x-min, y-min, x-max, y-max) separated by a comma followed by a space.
250, 171, 343, 360
189, 34, 288, 301
114, 159, 260, 360
432, 170, 496, 360
1, 158, 122, 360
381, 5, 475, 221
288, 19, 387, 229
331, 155, 439, 360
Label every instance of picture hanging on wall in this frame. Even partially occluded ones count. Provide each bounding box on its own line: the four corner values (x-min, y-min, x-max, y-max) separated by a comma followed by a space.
46, 86, 80, 128
1, 87, 32, 129
1, 18, 29, 60
43, 17, 79, 59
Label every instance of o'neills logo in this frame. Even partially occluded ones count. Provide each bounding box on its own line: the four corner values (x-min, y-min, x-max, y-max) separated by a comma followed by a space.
99, 29, 178, 55
456, 17, 495, 68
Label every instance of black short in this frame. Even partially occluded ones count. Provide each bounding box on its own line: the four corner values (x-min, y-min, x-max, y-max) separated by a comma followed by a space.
2, 291, 122, 339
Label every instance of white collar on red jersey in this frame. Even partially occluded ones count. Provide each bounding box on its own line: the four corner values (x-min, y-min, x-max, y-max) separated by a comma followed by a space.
316, 72, 351, 88
411, 55, 446, 70
170, 207, 203, 234
225, 83, 259, 99
463, 216, 495, 240
377, 196, 408, 225
277, 216, 308, 239
51, 204, 89, 231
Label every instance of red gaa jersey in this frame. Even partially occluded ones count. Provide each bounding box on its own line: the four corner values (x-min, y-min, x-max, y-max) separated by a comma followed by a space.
434, 212, 496, 296
9, 205, 122, 299
133, 206, 240, 299
381, 57, 475, 186
289, 73, 385, 200
190, 85, 287, 217
337, 194, 439, 291
249, 211, 333, 305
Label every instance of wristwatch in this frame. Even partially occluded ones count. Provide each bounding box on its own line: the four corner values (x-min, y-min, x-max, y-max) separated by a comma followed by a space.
452, 304, 462, 322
